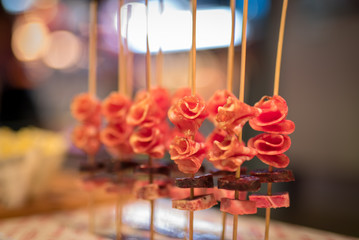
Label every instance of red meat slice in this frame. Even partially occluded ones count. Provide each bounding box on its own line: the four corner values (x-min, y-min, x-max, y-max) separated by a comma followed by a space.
249, 192, 290, 208
220, 198, 257, 215
172, 194, 217, 211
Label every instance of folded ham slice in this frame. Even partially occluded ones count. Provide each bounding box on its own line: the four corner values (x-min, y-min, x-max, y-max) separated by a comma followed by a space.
172, 194, 217, 211
70, 93, 101, 126
207, 90, 235, 125
101, 92, 131, 123
220, 198, 257, 215
249, 95, 295, 135
249, 192, 290, 208
168, 95, 208, 137
216, 96, 261, 136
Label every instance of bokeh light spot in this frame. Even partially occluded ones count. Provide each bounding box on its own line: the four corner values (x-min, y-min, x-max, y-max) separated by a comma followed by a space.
42, 31, 82, 70
1, 0, 35, 13
12, 20, 49, 62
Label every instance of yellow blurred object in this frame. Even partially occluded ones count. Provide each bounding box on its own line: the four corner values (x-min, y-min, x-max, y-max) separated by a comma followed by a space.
0, 127, 68, 208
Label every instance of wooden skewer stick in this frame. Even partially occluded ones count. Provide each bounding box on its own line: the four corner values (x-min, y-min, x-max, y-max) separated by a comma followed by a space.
115, 2, 126, 239
146, 0, 151, 91
233, 0, 248, 239
88, 0, 98, 96
238, 0, 248, 104
189, 174, 195, 240
118, 0, 126, 96
222, 0, 236, 239
145, 1, 155, 239
273, 0, 288, 97
226, 0, 236, 94
156, 0, 164, 87
265, 1, 288, 239
116, 191, 123, 240
188, 1, 197, 237
191, 0, 197, 96
87, 0, 98, 233
125, 5, 133, 98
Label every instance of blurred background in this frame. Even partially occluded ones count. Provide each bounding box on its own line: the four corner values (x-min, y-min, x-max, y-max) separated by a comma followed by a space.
0, 0, 359, 238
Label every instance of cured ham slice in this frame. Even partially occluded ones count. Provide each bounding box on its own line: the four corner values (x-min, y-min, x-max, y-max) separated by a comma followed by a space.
127, 92, 161, 127
168, 95, 208, 137
250, 169, 294, 183
70, 93, 101, 126
257, 153, 290, 168
169, 136, 207, 174
171, 87, 192, 105
136, 183, 169, 200
129, 126, 165, 159
72, 124, 101, 156
248, 133, 291, 168
100, 122, 133, 147
220, 198, 257, 215
172, 194, 217, 211
175, 174, 214, 188
249, 95, 295, 135
218, 175, 261, 192
208, 135, 256, 172
150, 87, 171, 115
169, 186, 207, 200
207, 90, 235, 125
101, 92, 131, 123
206, 187, 247, 202
216, 96, 261, 136
134, 180, 170, 200
247, 133, 291, 155
249, 192, 290, 208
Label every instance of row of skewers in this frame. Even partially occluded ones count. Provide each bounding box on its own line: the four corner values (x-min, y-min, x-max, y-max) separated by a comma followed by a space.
70, 0, 295, 239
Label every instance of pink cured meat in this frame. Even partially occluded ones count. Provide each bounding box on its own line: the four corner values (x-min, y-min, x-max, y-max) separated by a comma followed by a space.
220, 198, 257, 215
102, 92, 131, 123
207, 90, 235, 125
171, 87, 192, 105
248, 133, 291, 168
247, 133, 291, 155
249, 95, 295, 135
72, 124, 101, 155
169, 136, 207, 174
71, 93, 101, 126
151, 87, 171, 115
206, 187, 247, 202
134, 180, 170, 200
100, 122, 133, 147
208, 134, 257, 172
129, 126, 165, 159
168, 95, 208, 137
216, 96, 261, 136
127, 92, 161, 127
249, 192, 290, 208
257, 153, 290, 168
172, 194, 217, 211
136, 183, 169, 200
169, 186, 207, 200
